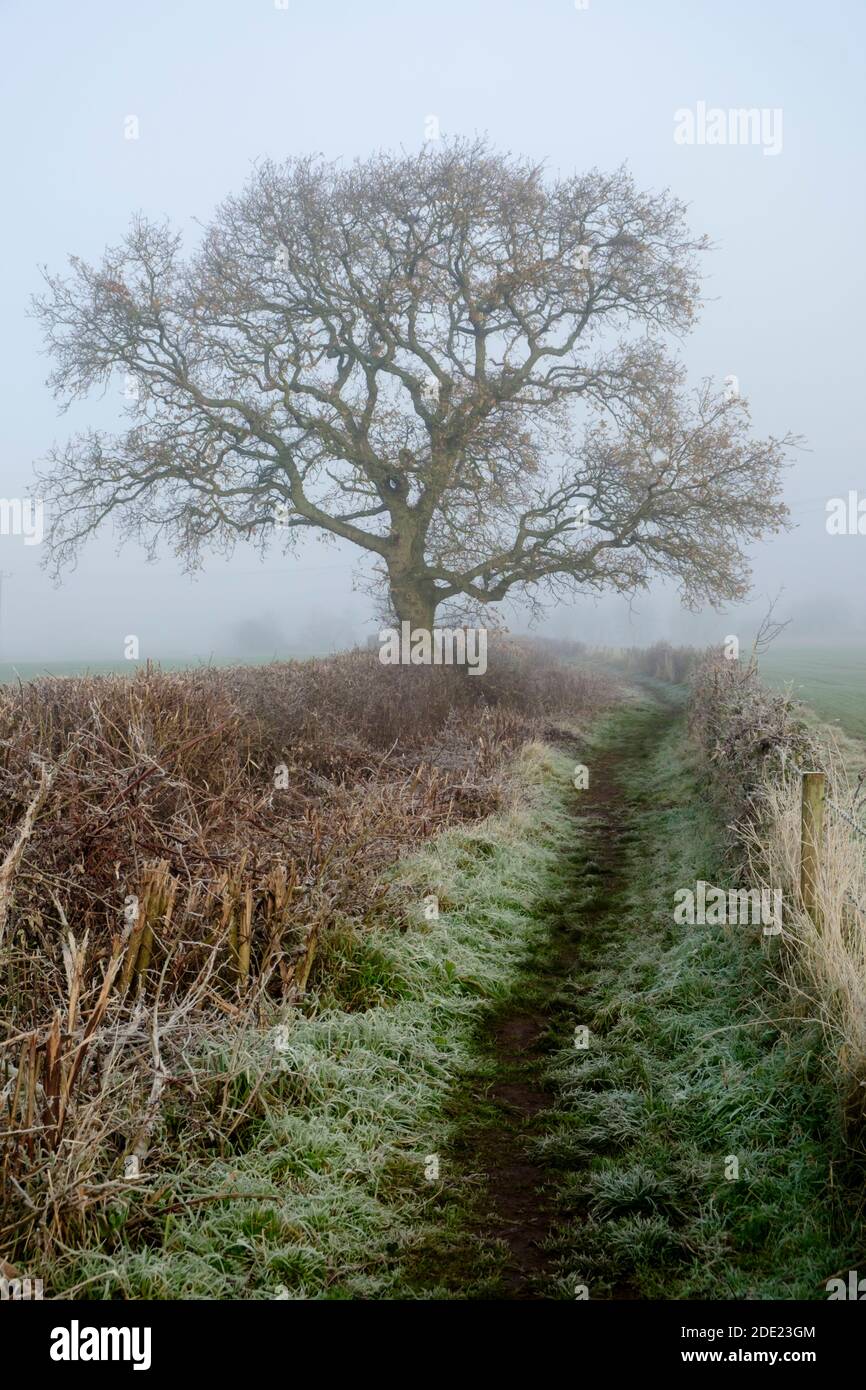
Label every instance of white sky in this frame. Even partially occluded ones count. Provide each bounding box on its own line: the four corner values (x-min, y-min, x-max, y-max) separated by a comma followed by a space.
0, 0, 863, 659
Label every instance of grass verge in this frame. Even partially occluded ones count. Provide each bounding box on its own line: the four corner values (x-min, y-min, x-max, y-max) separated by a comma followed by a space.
542, 698, 866, 1299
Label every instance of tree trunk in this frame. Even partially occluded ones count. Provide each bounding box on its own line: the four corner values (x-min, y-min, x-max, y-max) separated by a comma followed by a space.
389, 578, 437, 632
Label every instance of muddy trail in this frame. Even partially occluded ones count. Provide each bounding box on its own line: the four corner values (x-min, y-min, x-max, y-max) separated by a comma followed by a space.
406, 689, 683, 1299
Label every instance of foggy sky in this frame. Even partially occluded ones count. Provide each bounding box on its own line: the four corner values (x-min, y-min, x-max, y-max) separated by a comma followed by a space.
1, 0, 863, 662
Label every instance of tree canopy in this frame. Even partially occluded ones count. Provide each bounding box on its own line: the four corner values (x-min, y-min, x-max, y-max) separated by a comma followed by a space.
34, 138, 794, 629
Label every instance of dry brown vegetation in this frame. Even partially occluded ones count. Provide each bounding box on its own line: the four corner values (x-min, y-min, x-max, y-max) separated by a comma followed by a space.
689, 651, 866, 1122
0, 640, 611, 1265
689, 649, 821, 814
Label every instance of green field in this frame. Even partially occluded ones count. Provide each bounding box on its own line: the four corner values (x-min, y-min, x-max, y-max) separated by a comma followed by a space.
0, 660, 140, 683
758, 645, 866, 741
0, 652, 321, 685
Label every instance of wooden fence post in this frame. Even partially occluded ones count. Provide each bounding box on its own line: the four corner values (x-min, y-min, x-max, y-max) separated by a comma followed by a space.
799, 771, 826, 927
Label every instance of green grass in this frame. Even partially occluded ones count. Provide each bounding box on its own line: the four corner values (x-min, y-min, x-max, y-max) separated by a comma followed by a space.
540, 701, 866, 1299
758, 645, 866, 740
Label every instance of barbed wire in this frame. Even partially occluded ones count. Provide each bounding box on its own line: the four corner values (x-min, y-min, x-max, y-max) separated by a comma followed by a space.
774, 745, 866, 838
825, 798, 866, 841
772, 745, 866, 920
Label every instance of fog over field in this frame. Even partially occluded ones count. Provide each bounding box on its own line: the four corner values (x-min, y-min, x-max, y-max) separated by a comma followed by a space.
0, 0, 863, 661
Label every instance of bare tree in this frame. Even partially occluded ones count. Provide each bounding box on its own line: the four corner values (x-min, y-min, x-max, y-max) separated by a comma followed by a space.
33, 139, 795, 630
748, 589, 792, 670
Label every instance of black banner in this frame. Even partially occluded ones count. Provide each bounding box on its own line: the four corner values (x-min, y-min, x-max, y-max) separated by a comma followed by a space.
1, 1298, 859, 1376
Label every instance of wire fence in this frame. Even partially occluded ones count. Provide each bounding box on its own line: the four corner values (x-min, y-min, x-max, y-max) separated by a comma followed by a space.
773, 745, 866, 923
825, 798, 866, 841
